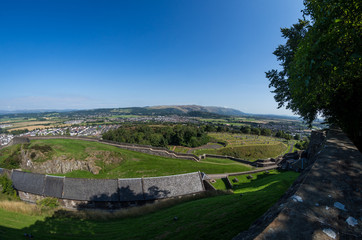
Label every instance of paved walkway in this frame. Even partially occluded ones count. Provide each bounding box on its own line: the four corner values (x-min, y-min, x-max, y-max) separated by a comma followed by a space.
288, 142, 294, 153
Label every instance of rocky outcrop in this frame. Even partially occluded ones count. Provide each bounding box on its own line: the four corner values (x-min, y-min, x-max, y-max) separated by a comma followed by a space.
18, 146, 122, 175
21, 157, 102, 174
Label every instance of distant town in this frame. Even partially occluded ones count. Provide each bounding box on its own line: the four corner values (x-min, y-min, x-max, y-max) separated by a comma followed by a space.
0, 106, 323, 147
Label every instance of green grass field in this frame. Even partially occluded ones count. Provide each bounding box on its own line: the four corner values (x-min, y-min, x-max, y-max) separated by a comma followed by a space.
188, 132, 288, 161
194, 142, 287, 161
0, 170, 299, 240
208, 132, 283, 147
0, 139, 253, 178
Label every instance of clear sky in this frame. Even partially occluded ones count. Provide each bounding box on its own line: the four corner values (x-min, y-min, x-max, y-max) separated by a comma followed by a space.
0, 0, 304, 115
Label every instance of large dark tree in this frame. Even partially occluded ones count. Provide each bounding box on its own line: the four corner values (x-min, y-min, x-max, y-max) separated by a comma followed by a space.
267, 0, 362, 149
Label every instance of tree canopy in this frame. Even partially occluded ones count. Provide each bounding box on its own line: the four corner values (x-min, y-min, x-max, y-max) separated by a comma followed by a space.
102, 124, 210, 148
267, 0, 362, 149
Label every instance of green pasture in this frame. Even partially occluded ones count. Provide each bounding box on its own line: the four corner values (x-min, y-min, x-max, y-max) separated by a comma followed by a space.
208, 132, 282, 147
194, 143, 287, 161
0, 139, 253, 178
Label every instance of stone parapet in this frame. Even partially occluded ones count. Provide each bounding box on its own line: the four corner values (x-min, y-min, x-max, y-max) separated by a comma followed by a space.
233, 129, 362, 240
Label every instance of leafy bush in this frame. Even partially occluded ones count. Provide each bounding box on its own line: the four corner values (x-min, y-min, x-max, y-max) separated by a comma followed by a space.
0, 150, 21, 169
30, 152, 37, 159
0, 175, 16, 197
295, 140, 309, 150
37, 197, 59, 208
30, 144, 53, 153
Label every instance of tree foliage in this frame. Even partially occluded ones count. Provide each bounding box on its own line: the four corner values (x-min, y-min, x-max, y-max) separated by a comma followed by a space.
267, 0, 362, 149
0, 175, 16, 197
102, 124, 210, 148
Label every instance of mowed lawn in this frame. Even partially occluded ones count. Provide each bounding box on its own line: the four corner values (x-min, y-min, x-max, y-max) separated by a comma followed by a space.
0, 139, 253, 178
0, 170, 299, 240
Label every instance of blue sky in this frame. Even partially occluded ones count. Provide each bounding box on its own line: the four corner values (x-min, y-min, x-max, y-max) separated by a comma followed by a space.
0, 0, 304, 115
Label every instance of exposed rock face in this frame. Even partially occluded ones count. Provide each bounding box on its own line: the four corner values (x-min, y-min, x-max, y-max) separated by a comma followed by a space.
19, 146, 122, 175
21, 157, 102, 174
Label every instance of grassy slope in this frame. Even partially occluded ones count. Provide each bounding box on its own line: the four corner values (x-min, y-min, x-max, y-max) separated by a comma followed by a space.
191, 132, 288, 161
0, 170, 299, 240
194, 143, 287, 161
0, 139, 252, 178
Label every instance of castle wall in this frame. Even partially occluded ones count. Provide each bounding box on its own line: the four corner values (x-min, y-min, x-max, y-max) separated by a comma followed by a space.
233, 129, 362, 240
1, 169, 205, 209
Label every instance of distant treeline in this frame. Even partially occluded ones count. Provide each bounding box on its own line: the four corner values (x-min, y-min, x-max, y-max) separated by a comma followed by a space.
0, 128, 29, 135
102, 124, 210, 148
102, 123, 303, 148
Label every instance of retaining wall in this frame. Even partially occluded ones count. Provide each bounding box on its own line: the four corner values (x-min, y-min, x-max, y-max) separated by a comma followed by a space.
204, 154, 257, 166
0, 169, 205, 208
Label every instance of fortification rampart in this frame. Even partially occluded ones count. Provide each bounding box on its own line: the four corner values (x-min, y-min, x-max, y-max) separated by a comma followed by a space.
0, 169, 205, 209
25, 136, 258, 167
233, 129, 362, 240
203, 154, 258, 166
27, 136, 201, 162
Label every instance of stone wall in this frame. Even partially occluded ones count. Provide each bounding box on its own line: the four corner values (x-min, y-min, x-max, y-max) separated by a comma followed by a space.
0, 169, 205, 209
233, 129, 362, 240
204, 154, 258, 166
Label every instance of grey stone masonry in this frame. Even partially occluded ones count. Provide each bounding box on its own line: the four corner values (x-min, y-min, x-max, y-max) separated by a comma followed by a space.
11, 170, 45, 195
233, 129, 362, 240
7, 170, 205, 204
63, 178, 119, 201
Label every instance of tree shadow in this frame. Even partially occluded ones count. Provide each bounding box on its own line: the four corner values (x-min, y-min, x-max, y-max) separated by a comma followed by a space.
75, 185, 171, 209
0, 179, 290, 240
234, 130, 362, 239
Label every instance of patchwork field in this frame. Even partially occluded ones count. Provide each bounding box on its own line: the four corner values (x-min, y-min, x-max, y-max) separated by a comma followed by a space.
0, 118, 67, 131
0, 139, 253, 178
0, 170, 299, 240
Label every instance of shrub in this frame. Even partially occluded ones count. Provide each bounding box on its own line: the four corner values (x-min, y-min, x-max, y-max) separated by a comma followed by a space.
30, 144, 53, 153
0, 175, 17, 197
37, 197, 59, 208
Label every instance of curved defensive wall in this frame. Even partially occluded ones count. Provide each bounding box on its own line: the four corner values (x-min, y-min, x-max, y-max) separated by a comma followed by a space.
1, 169, 205, 209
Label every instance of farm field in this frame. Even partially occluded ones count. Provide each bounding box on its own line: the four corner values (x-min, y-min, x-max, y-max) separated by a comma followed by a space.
0, 170, 299, 240
0, 139, 253, 178
0, 118, 67, 131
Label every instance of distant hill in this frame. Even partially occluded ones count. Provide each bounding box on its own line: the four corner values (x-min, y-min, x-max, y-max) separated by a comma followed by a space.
0, 105, 302, 120
56, 105, 245, 118
146, 105, 247, 116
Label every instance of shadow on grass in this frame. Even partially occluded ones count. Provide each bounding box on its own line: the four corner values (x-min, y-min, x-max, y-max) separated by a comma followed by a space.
0, 174, 300, 240
231, 171, 291, 191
